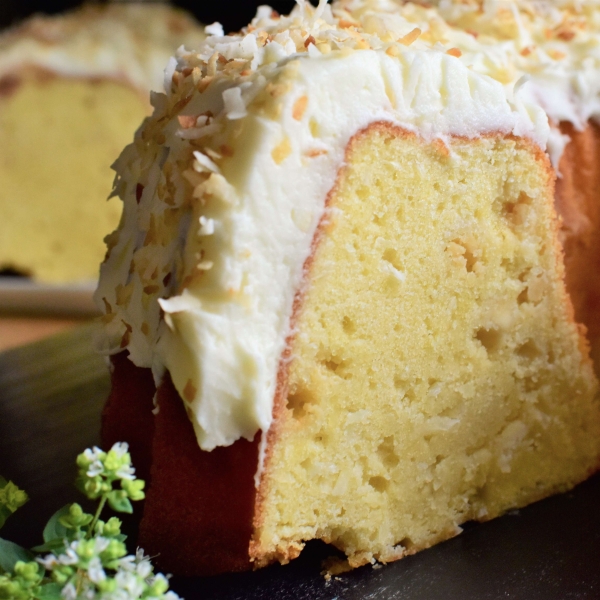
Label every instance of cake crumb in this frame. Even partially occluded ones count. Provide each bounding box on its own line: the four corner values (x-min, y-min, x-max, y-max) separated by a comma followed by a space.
321, 556, 353, 579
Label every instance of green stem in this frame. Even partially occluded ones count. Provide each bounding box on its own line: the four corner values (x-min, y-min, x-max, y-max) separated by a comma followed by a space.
87, 496, 107, 539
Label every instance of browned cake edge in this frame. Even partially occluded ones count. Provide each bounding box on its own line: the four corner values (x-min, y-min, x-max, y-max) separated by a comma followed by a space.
101, 352, 157, 484
556, 120, 600, 374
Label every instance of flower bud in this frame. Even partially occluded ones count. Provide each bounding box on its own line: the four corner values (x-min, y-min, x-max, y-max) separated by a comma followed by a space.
100, 539, 127, 562
13, 561, 39, 582
122, 479, 146, 501
103, 517, 123, 537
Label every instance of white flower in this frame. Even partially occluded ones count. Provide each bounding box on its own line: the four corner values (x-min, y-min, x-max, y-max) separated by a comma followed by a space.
88, 557, 106, 584
93, 536, 110, 554
83, 447, 104, 463
115, 570, 145, 598
135, 558, 152, 579
134, 548, 146, 562
116, 464, 136, 481
110, 442, 129, 458
58, 544, 79, 566
164, 592, 182, 600
83, 586, 97, 600
117, 555, 136, 572
61, 583, 77, 600
87, 460, 104, 478
37, 553, 59, 569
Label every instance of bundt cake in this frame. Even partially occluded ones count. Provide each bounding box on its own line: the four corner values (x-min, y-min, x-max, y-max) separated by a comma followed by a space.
0, 4, 205, 283
96, 0, 600, 576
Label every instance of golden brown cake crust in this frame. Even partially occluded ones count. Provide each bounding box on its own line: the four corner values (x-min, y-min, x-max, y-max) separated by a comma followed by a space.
101, 353, 157, 483
138, 374, 260, 576
555, 121, 600, 373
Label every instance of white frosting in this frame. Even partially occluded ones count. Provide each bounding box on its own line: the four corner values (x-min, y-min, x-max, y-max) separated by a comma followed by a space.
95, 0, 548, 451
0, 4, 205, 94
340, 0, 600, 166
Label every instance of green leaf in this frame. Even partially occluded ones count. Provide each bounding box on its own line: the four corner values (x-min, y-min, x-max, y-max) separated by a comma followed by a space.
30, 538, 66, 554
106, 492, 132, 514
42, 506, 71, 544
0, 538, 34, 573
0, 507, 10, 531
37, 582, 63, 600
0, 477, 7, 489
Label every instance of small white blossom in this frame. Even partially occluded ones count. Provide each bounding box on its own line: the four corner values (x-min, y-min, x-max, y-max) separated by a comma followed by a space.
93, 537, 110, 554
117, 555, 136, 572
110, 442, 129, 458
115, 570, 145, 597
88, 557, 106, 584
83, 447, 104, 463
87, 460, 104, 477
61, 583, 77, 600
135, 558, 152, 579
116, 464, 136, 480
135, 548, 146, 561
37, 553, 59, 569
58, 544, 79, 566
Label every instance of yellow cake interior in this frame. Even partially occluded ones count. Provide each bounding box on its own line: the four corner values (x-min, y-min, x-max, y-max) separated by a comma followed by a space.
0, 70, 149, 282
253, 125, 600, 568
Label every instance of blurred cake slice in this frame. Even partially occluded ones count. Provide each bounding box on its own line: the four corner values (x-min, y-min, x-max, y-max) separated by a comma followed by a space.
0, 4, 205, 283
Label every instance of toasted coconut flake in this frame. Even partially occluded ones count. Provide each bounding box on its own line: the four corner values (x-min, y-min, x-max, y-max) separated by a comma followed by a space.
305, 148, 328, 157
183, 379, 197, 403
223, 87, 248, 119
205, 22, 224, 36
272, 138, 292, 164
293, 95, 308, 120
199, 216, 215, 236
193, 150, 221, 173
304, 34, 316, 47
198, 76, 214, 93
178, 114, 197, 129
399, 27, 421, 46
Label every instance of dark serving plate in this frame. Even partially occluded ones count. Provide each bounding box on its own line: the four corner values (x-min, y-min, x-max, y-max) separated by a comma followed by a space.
0, 324, 599, 599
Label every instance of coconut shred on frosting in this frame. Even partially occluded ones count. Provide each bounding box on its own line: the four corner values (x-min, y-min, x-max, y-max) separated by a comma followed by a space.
94, 0, 548, 452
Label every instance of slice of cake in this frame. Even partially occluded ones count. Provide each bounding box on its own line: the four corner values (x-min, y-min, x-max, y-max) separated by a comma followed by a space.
97, 0, 600, 576
0, 4, 205, 283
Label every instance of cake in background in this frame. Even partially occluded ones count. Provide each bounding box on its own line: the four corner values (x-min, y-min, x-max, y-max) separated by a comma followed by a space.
97, 0, 600, 575
0, 3, 205, 283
